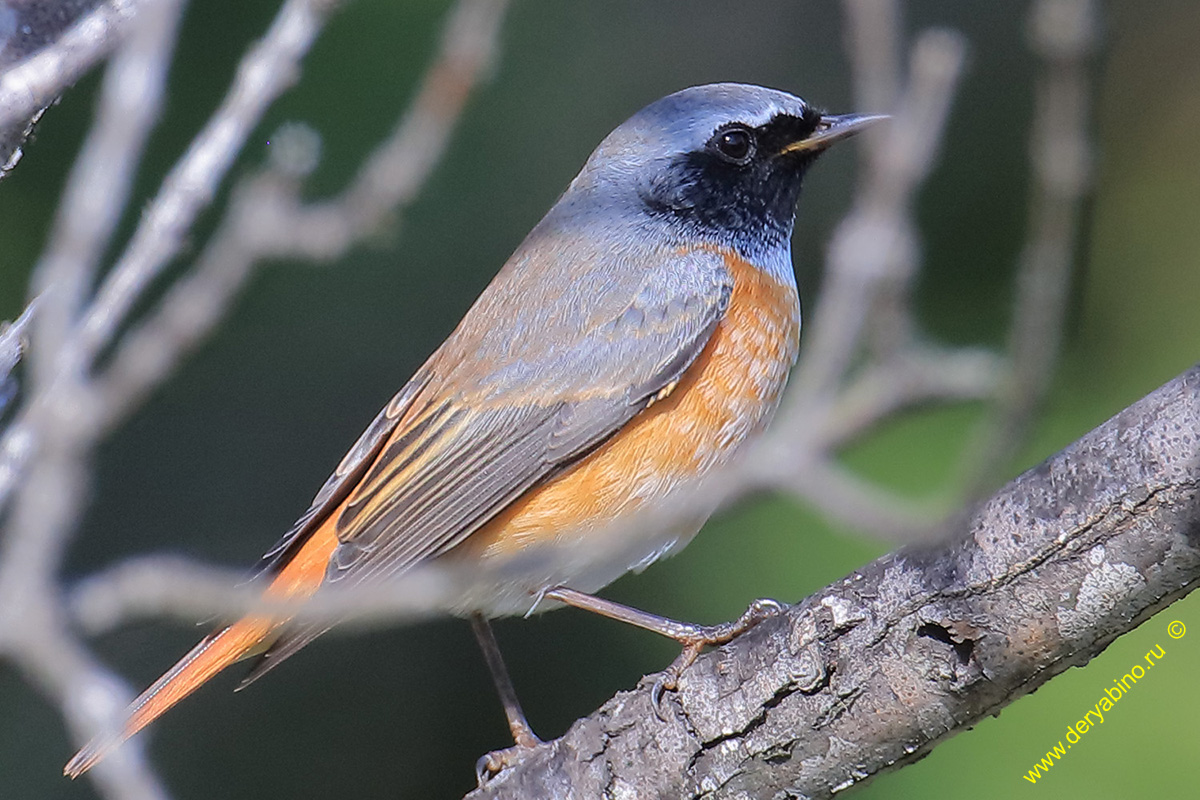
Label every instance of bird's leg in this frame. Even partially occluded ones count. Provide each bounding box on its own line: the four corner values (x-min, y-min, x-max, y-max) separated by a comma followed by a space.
542, 586, 784, 714
470, 614, 542, 784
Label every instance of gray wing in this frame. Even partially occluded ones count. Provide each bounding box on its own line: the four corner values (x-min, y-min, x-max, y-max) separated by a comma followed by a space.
250, 369, 433, 578
327, 247, 733, 583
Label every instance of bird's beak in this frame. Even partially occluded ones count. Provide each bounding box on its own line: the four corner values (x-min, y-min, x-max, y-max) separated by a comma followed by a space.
780, 112, 889, 155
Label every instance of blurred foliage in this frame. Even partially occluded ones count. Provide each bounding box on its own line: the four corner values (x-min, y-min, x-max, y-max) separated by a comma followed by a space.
1, 1, 1198, 798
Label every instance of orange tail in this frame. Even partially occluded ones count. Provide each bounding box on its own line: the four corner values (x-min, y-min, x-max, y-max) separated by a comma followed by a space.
65, 518, 339, 778
64, 616, 277, 778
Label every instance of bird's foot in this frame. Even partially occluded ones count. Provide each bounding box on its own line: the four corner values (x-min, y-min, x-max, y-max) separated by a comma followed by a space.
475, 732, 543, 786
647, 597, 786, 719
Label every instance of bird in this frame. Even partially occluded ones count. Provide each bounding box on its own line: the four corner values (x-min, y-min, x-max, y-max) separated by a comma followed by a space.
65, 82, 882, 779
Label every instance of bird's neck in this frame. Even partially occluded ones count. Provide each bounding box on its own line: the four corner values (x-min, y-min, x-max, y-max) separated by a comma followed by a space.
538, 191, 798, 287
734, 235, 797, 287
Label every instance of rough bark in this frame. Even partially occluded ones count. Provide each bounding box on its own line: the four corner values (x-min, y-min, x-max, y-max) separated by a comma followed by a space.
466, 364, 1200, 799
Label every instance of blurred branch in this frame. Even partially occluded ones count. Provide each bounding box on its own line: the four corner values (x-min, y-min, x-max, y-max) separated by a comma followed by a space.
817, 345, 1000, 449
842, 0, 901, 113
0, 0, 509, 798
69, 556, 458, 633
0, 297, 38, 417
92, 0, 510, 429
0, 0, 150, 181
72, 0, 341, 373
27, 0, 184, 385
759, 0, 1096, 542
758, 22, 980, 539
961, 0, 1097, 493
0, 0, 145, 129
0, 0, 341, 516
0, 5, 185, 798
792, 25, 964, 402
4, 0, 185, 607
464, 364, 1200, 800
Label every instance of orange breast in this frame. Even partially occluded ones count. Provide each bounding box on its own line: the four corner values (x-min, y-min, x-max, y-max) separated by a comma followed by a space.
453, 250, 800, 569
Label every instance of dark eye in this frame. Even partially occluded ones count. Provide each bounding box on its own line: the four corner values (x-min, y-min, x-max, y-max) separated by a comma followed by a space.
712, 126, 755, 164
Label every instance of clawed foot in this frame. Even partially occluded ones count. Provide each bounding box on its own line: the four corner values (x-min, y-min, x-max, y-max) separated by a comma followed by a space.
538, 588, 786, 722
647, 642, 702, 719
475, 735, 543, 786
646, 598, 785, 719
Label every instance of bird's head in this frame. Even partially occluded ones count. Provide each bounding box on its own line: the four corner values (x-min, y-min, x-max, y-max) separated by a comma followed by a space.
559, 83, 884, 257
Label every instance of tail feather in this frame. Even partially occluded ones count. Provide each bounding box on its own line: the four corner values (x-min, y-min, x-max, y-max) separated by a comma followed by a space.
64, 616, 276, 778
65, 517, 340, 778
236, 621, 335, 691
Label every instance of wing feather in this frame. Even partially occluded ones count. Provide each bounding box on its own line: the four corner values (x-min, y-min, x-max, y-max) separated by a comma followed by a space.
250, 369, 433, 578
326, 251, 734, 586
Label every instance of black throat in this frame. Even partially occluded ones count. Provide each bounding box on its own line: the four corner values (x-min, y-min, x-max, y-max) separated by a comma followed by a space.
638, 109, 824, 256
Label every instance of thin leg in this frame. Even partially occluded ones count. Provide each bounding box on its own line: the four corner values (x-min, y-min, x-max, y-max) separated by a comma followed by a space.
543, 586, 784, 712
470, 614, 541, 784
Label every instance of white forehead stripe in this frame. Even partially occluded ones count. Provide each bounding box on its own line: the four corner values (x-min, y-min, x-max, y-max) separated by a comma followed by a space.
740, 100, 793, 128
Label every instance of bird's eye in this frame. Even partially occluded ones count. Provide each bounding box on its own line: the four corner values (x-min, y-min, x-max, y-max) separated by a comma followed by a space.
712, 126, 755, 164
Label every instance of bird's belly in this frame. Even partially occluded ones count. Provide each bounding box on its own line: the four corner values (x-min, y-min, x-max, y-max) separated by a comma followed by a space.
444, 254, 800, 616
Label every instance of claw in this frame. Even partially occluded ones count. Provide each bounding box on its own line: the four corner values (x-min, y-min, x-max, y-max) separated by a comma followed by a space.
649, 671, 674, 720
476, 752, 502, 786
543, 588, 787, 726
644, 598, 786, 719
475, 739, 541, 786
749, 598, 785, 617
648, 640, 701, 720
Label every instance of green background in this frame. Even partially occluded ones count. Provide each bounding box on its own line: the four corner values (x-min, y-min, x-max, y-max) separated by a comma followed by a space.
2, 1, 1198, 798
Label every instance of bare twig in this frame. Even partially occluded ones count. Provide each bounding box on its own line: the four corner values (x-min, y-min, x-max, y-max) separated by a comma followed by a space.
7, 0, 184, 581
68, 555, 475, 635
961, 0, 1097, 493
0, 297, 39, 415
73, 0, 342, 373
841, 0, 901, 114
818, 345, 1001, 449
0, 0, 130, 180
0, 418, 34, 515
269, 0, 510, 260
789, 27, 965, 406
0, 0, 341, 515
0, 6, 186, 798
26, 0, 184, 388
0, 1, 511, 798
749, 25, 981, 540
91, 0, 510, 430
755, 0, 1095, 542
0, 0, 147, 130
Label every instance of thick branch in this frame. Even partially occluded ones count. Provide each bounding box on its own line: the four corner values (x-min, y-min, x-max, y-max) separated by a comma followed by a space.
466, 364, 1200, 799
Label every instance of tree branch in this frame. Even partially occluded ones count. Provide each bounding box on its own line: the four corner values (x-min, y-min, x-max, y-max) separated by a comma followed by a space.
0, 2, 510, 797
959, 0, 1098, 495
72, 0, 341, 373
0, 0, 147, 131
465, 364, 1200, 800
0, 0, 156, 180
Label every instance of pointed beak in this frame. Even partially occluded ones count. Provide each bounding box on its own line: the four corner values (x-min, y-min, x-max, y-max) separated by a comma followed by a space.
780, 112, 889, 155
